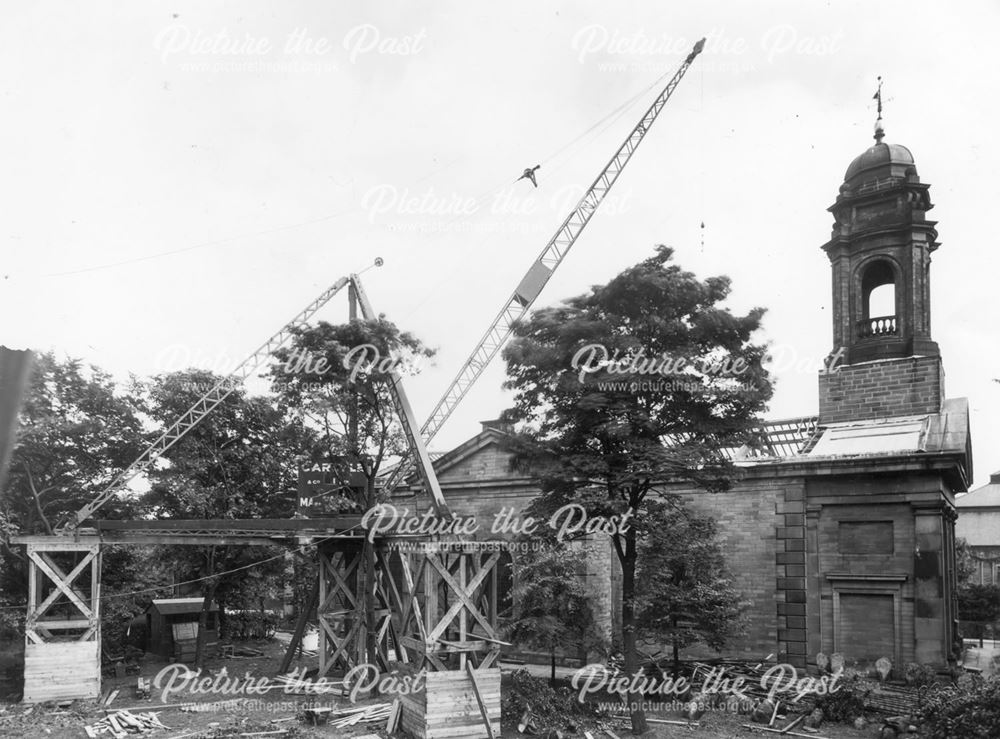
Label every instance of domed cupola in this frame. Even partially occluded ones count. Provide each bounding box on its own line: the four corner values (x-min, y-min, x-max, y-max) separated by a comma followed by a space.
821, 107, 940, 366
843, 141, 916, 188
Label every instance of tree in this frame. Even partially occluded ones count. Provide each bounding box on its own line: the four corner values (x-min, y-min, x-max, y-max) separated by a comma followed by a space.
501, 246, 772, 734
503, 541, 606, 684
636, 501, 747, 676
1, 353, 145, 639
958, 584, 1000, 647
1, 352, 145, 535
99, 545, 173, 654
138, 369, 300, 665
955, 537, 978, 584
269, 317, 434, 511
269, 316, 434, 668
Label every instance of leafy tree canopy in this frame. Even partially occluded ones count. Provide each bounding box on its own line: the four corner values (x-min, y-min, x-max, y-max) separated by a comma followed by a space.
269, 317, 434, 504
2, 352, 146, 535
500, 246, 773, 733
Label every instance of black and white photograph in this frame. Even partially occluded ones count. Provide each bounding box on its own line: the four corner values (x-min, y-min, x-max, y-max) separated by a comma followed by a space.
2, 2, 999, 738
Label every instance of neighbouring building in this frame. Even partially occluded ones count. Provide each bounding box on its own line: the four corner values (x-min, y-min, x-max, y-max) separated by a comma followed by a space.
956, 472, 1000, 585
396, 116, 972, 671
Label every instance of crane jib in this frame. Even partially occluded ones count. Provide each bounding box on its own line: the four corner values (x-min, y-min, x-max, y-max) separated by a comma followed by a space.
382, 37, 706, 496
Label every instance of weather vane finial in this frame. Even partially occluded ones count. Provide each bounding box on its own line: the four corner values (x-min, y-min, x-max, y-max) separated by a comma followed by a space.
872, 76, 885, 143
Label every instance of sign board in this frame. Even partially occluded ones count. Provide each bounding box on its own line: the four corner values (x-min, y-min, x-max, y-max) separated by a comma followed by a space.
296, 457, 367, 514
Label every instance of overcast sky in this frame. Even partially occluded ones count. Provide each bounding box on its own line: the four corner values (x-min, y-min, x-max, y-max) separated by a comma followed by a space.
3, 1, 998, 488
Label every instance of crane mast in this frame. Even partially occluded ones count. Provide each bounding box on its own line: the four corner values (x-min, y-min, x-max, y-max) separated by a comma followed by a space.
349, 274, 451, 517
383, 37, 706, 494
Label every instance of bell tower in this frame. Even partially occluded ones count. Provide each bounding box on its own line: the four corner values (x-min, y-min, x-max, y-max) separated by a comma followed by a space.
818, 109, 945, 424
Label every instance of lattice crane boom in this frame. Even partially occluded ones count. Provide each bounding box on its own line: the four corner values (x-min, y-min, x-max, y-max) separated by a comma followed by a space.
60, 276, 354, 531
382, 37, 706, 494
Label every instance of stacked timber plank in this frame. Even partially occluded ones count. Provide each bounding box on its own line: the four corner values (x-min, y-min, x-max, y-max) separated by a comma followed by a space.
23, 641, 100, 703
327, 703, 393, 729
84, 710, 167, 737
399, 668, 501, 739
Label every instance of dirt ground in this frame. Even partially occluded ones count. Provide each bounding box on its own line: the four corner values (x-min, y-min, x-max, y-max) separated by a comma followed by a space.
0, 638, 389, 739
513, 703, 878, 739
0, 639, 885, 739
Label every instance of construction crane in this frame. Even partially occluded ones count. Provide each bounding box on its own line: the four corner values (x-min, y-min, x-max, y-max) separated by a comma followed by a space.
59, 38, 704, 530
382, 37, 706, 494
58, 262, 419, 531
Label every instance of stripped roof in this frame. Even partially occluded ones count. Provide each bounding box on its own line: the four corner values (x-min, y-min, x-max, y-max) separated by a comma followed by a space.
725, 398, 970, 467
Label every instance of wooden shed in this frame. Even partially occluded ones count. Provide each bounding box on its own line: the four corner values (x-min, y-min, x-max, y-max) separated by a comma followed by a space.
145, 598, 219, 661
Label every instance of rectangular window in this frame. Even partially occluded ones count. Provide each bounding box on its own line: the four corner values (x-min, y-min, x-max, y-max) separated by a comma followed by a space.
838, 521, 894, 555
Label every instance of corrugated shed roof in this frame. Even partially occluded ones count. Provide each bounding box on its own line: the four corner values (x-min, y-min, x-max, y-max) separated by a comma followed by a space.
148, 598, 218, 615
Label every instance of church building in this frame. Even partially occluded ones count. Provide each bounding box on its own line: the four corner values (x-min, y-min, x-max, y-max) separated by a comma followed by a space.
394, 115, 972, 671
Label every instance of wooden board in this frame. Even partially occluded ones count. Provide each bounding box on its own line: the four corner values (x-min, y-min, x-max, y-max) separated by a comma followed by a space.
398, 669, 501, 739
23, 641, 100, 703
172, 622, 198, 641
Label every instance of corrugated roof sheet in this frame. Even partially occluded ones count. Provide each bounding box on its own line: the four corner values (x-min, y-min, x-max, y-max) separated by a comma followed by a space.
807, 416, 927, 457
735, 398, 970, 465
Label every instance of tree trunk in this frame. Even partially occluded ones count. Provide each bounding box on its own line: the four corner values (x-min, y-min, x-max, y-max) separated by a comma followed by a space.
195, 580, 217, 668
195, 547, 216, 668
621, 528, 647, 735
217, 595, 228, 641
551, 650, 557, 686
672, 615, 680, 678
364, 538, 378, 670
363, 480, 378, 676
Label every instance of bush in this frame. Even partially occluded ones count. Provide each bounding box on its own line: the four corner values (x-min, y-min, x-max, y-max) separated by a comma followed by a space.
224, 610, 276, 641
918, 675, 1000, 738
815, 672, 872, 723
904, 662, 938, 687
501, 668, 604, 725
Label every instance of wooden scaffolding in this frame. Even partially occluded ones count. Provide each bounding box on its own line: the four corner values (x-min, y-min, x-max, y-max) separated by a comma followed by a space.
22, 538, 102, 703
317, 538, 503, 738
14, 525, 503, 739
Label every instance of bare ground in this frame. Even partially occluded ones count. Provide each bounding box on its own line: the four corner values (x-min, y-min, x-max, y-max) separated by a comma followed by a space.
0, 640, 884, 738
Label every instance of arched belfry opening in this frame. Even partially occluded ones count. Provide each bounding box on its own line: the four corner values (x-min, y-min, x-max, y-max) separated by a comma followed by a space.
859, 259, 897, 337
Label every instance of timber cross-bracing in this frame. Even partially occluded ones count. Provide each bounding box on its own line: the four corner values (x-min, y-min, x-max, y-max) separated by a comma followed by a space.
13, 268, 458, 703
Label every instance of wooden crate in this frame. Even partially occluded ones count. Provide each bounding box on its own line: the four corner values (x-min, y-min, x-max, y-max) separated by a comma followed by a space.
173, 638, 217, 663
23, 641, 100, 703
399, 668, 501, 739
174, 637, 198, 662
